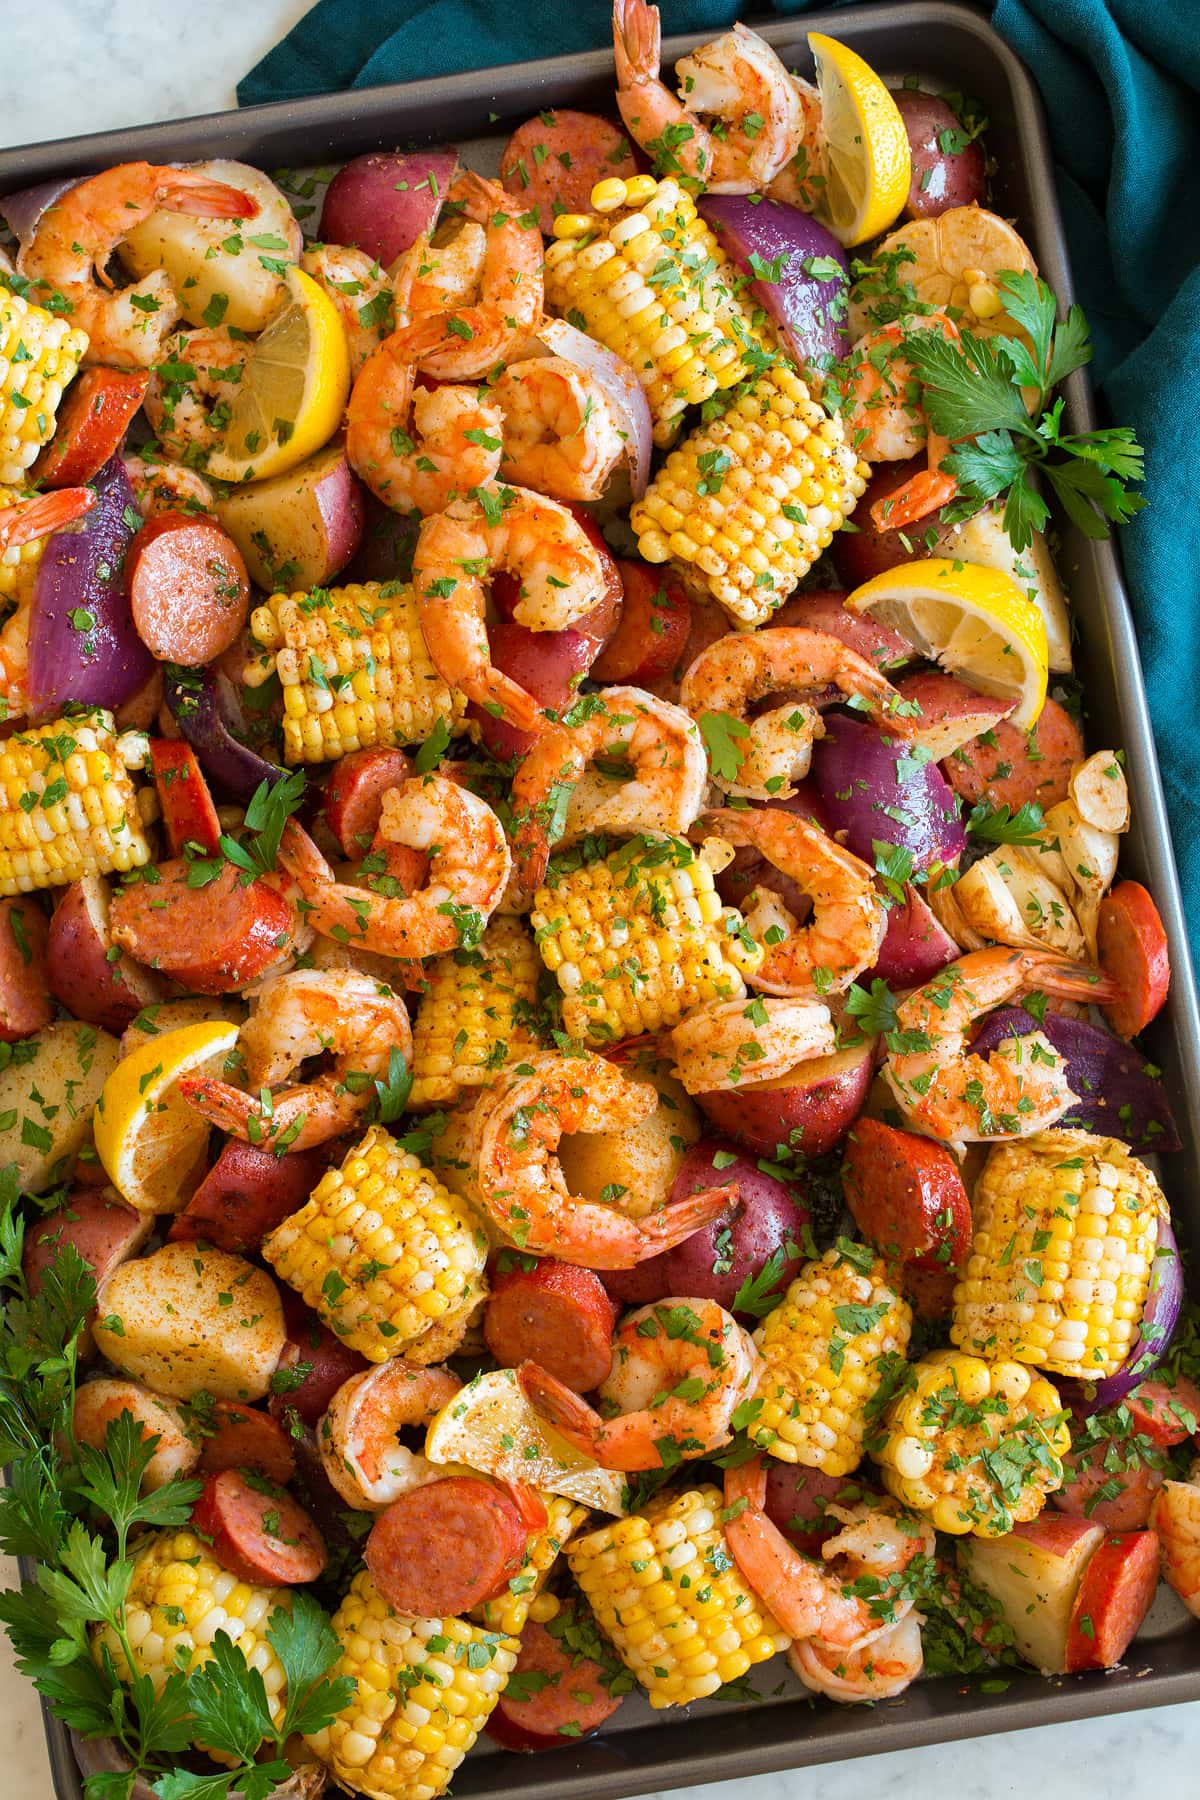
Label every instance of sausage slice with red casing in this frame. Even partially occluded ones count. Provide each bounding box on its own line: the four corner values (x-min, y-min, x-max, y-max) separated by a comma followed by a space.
0, 896, 53, 1043
500, 111, 637, 235
365, 1475, 537, 1617
1064, 1529, 1161, 1671
190, 1468, 327, 1585
488, 1604, 627, 1751
196, 1401, 298, 1485
484, 1258, 617, 1392
109, 860, 295, 995
942, 695, 1083, 812
127, 511, 250, 665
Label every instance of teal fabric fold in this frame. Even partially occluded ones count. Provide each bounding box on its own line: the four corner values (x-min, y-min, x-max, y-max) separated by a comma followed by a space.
240, 0, 1200, 945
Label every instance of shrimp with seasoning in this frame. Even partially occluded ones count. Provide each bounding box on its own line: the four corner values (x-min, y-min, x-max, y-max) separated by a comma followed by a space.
301, 242, 394, 376
669, 994, 836, 1094
1150, 1459, 1200, 1620
279, 773, 511, 960
346, 338, 503, 514
493, 356, 626, 502
881, 946, 1118, 1144
319, 1362, 462, 1511
18, 162, 258, 369
463, 1050, 736, 1268
829, 312, 962, 532
613, 0, 803, 192
680, 626, 919, 801
389, 171, 543, 379
519, 1298, 759, 1470
0, 487, 97, 716
123, 454, 216, 519
703, 806, 888, 996
413, 484, 609, 732
179, 967, 414, 1152
143, 327, 247, 461
789, 1611, 925, 1702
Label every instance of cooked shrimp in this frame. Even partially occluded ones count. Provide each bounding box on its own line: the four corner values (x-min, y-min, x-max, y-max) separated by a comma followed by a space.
413, 485, 609, 732
830, 313, 962, 530
680, 627, 919, 800
703, 807, 888, 996
143, 327, 247, 460
346, 338, 503, 514
0, 487, 97, 717
520, 1299, 759, 1470
881, 946, 1118, 1143
765, 76, 826, 212
279, 775, 510, 960
1150, 1460, 1200, 1620
493, 356, 625, 502
319, 1361, 461, 1511
669, 994, 836, 1095
389, 171, 543, 379
301, 242, 393, 376
179, 967, 414, 1153
18, 162, 258, 369
509, 686, 707, 895
464, 1050, 736, 1268
789, 1611, 924, 1702
123, 454, 215, 519
613, 0, 803, 192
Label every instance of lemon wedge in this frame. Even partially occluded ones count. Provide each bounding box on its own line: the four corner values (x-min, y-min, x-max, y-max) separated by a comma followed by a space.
425, 1367, 627, 1515
93, 1021, 240, 1214
808, 32, 911, 247
845, 558, 1049, 730
205, 266, 350, 483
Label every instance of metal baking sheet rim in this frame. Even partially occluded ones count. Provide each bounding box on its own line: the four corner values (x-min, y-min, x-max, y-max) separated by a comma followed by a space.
4, 3, 1198, 1796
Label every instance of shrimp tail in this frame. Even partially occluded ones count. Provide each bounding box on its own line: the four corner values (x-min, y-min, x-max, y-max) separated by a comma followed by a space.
614, 0, 661, 85
179, 1076, 322, 1152
636, 1183, 738, 1256
1018, 950, 1119, 1005
156, 175, 260, 221
518, 1362, 604, 1457
870, 466, 958, 533
0, 487, 95, 553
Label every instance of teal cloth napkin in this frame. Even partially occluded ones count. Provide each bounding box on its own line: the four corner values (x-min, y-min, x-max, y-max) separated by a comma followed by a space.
241, 0, 1200, 949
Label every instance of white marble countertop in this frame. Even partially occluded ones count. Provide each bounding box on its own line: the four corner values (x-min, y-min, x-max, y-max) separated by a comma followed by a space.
2, 4, 1199, 1797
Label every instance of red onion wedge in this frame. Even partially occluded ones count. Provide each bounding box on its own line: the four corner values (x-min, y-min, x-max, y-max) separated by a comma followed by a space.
699, 195, 850, 379
0, 177, 73, 253
164, 666, 286, 803
528, 319, 652, 499
1068, 1215, 1183, 1413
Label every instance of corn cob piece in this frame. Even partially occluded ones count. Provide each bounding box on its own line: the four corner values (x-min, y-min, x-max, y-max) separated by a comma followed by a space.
631, 360, 869, 626
751, 1245, 912, 1474
245, 579, 467, 764
410, 915, 543, 1110
470, 1492, 589, 1637
0, 486, 50, 621
568, 1484, 788, 1708
0, 288, 89, 486
305, 1572, 518, 1800
871, 1347, 1069, 1536
0, 708, 152, 896
951, 1129, 1166, 1380
530, 833, 759, 1045
544, 174, 760, 446
262, 1123, 488, 1363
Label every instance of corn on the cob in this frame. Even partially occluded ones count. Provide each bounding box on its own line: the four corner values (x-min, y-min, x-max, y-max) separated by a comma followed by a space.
951, 1129, 1166, 1380
568, 1485, 788, 1708
530, 833, 759, 1044
305, 1571, 518, 1800
245, 580, 467, 764
262, 1123, 488, 1363
871, 1348, 1069, 1536
410, 915, 543, 1110
630, 360, 869, 627
0, 487, 49, 620
470, 1493, 588, 1637
545, 174, 760, 446
751, 1245, 912, 1475
0, 708, 152, 896
0, 288, 89, 486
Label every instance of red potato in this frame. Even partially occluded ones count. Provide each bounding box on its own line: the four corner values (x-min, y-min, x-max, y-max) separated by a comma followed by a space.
591, 561, 691, 685
23, 1189, 151, 1349
895, 668, 1015, 760
645, 596, 729, 703
0, 896, 52, 1043
366, 1476, 532, 1617
485, 1259, 617, 1392
196, 1400, 298, 1484
320, 149, 460, 268
833, 459, 939, 587
763, 1463, 866, 1559
35, 368, 150, 487
323, 747, 414, 856
868, 883, 960, 988
942, 696, 1084, 813
191, 1467, 327, 1586
470, 621, 596, 762
47, 875, 166, 1034
1124, 1376, 1200, 1448
148, 738, 222, 856
500, 110, 637, 236
269, 1296, 370, 1429
1097, 881, 1171, 1039
695, 1037, 875, 1159
772, 588, 913, 673
214, 444, 366, 592
958, 1512, 1106, 1674
167, 1140, 329, 1254
841, 1117, 970, 1270
892, 90, 987, 220
1064, 1529, 1160, 1671
1053, 1442, 1164, 1533
487, 1608, 626, 1751
110, 860, 295, 995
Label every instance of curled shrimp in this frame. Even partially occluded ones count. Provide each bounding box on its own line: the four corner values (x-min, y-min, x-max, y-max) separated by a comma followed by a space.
520, 1299, 759, 1470
179, 967, 414, 1153
18, 162, 258, 369
669, 994, 836, 1094
301, 242, 393, 376
789, 1611, 924, 1702
1150, 1459, 1200, 1620
765, 77, 826, 213
0, 487, 97, 718
346, 338, 503, 514
390, 171, 544, 379
882, 946, 1118, 1144
143, 327, 247, 460
723, 1454, 934, 1648
493, 356, 626, 503
680, 626, 919, 800
123, 454, 215, 519
462, 1050, 736, 1268
510, 686, 707, 896
280, 774, 510, 960
413, 485, 609, 732
318, 1361, 461, 1511
613, 0, 803, 192
829, 313, 962, 532
703, 806, 888, 997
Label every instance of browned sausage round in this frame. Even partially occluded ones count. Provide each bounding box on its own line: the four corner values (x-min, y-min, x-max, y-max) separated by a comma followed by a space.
109, 861, 295, 995
323, 747, 414, 857
943, 696, 1083, 813
196, 1400, 298, 1484
0, 896, 52, 1043
36, 369, 151, 487
127, 512, 250, 665
500, 111, 637, 235
190, 1468, 327, 1585
484, 1258, 617, 1392
487, 1605, 626, 1751
365, 1475, 531, 1617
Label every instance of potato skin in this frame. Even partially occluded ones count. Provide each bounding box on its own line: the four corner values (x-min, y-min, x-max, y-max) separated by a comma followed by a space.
93, 1242, 286, 1402
893, 91, 987, 220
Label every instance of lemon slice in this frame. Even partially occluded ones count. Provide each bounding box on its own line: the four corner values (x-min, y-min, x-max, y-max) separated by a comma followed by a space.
425, 1368, 627, 1515
205, 266, 350, 483
845, 558, 1049, 730
93, 1021, 240, 1214
807, 32, 911, 247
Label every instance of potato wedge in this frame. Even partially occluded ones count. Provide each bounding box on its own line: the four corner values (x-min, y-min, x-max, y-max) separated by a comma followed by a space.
0, 1021, 120, 1191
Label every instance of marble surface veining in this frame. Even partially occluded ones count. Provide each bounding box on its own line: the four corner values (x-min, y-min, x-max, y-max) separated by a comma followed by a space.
1, 4, 1199, 1797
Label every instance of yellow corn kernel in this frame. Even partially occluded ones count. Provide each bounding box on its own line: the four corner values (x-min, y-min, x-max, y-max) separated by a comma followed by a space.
0, 289, 89, 486
0, 708, 151, 895
409, 915, 542, 1109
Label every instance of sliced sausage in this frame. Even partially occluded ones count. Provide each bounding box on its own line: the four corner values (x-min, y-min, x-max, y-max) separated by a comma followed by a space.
46, 875, 166, 1035
500, 111, 637, 235
488, 1606, 626, 1750
365, 1474, 531, 1616
772, 587, 913, 672
900, 1259, 959, 1320
190, 1468, 327, 1586
1052, 1442, 1164, 1532
484, 1258, 617, 1392
268, 1295, 370, 1428
127, 511, 250, 665
592, 561, 691, 685
0, 896, 52, 1043
1097, 881, 1171, 1039
35, 368, 151, 487
148, 739, 222, 856
1124, 1376, 1200, 1448
892, 91, 987, 220
1065, 1529, 1160, 1671
841, 1117, 971, 1269
197, 1400, 298, 1484
109, 860, 295, 995
763, 1463, 864, 1559
168, 1140, 327, 1254
645, 596, 730, 704
323, 747, 413, 857
943, 695, 1084, 813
